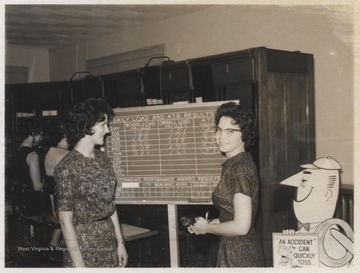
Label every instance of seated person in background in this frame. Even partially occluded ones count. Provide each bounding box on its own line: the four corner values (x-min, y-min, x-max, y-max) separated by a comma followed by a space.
15, 119, 62, 262
14, 119, 44, 216
44, 121, 69, 250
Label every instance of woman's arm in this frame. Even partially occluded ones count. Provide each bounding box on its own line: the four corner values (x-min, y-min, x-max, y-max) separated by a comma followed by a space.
49, 194, 58, 220
58, 211, 85, 267
110, 209, 128, 267
27, 152, 42, 191
191, 192, 252, 237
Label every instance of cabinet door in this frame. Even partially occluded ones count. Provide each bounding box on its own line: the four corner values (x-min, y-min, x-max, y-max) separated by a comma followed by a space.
189, 52, 255, 104
191, 65, 216, 102
69, 77, 104, 103
161, 62, 194, 104
161, 62, 193, 91
211, 57, 253, 83
213, 80, 257, 114
259, 71, 315, 266
142, 66, 161, 100
108, 70, 143, 107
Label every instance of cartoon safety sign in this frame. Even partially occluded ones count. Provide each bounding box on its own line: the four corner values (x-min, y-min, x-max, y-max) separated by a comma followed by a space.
273, 156, 354, 268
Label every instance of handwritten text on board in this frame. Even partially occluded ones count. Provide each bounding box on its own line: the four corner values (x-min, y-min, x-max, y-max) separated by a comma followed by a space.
106, 102, 231, 203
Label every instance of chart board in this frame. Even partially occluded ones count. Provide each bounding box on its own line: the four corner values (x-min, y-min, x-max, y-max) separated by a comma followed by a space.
106, 101, 232, 203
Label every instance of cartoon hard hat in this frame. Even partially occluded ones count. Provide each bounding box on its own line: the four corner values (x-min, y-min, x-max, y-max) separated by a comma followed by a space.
300, 156, 342, 170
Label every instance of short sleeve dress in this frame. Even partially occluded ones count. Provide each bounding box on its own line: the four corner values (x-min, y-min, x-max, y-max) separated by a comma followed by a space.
15, 146, 45, 216
212, 152, 265, 267
54, 149, 119, 267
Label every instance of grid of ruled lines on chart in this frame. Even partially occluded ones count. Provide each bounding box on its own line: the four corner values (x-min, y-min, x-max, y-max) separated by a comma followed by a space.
106, 109, 225, 177
114, 176, 221, 199
106, 103, 232, 200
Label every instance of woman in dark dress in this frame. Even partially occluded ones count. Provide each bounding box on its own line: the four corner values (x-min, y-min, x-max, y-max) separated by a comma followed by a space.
188, 102, 265, 267
15, 120, 44, 216
16, 120, 43, 191
54, 98, 128, 267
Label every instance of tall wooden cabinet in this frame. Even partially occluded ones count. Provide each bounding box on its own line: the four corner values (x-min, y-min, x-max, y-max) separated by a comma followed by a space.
5, 47, 315, 266
251, 48, 315, 265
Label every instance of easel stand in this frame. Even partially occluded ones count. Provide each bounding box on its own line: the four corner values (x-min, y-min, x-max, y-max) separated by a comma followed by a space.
168, 204, 179, 267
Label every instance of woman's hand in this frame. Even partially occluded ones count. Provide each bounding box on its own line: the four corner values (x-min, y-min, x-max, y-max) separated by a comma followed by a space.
190, 217, 209, 235
117, 242, 128, 267
187, 225, 197, 234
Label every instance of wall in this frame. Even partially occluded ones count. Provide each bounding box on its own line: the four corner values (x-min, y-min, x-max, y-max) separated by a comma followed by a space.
36, 5, 358, 185
5, 44, 49, 83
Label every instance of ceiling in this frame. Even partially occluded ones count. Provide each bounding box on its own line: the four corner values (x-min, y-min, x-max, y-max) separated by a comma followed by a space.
5, 5, 210, 49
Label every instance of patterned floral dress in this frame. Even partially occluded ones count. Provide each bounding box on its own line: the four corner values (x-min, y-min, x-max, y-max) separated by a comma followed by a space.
54, 149, 119, 267
212, 152, 265, 267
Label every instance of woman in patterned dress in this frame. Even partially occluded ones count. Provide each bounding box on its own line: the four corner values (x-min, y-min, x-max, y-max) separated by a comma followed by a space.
188, 102, 265, 267
54, 98, 128, 267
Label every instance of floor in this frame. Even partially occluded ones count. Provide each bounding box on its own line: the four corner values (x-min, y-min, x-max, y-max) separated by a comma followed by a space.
5, 209, 167, 268
5, 203, 219, 268
5, 213, 63, 267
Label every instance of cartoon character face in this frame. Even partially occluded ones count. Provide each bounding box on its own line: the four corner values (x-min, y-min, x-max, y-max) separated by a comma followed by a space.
280, 167, 339, 224
297, 170, 314, 202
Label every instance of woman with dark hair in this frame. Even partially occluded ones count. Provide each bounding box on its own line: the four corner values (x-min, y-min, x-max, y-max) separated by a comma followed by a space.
188, 102, 265, 267
54, 98, 128, 267
15, 119, 44, 216
16, 119, 44, 192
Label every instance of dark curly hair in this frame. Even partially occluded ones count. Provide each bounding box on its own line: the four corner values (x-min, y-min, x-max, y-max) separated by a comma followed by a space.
214, 102, 257, 150
17, 118, 43, 142
44, 120, 67, 147
64, 98, 114, 147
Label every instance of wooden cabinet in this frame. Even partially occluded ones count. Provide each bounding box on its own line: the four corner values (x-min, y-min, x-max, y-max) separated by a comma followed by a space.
188, 50, 257, 116
69, 76, 104, 104
252, 47, 315, 265
160, 61, 194, 104
102, 69, 143, 108
141, 60, 194, 104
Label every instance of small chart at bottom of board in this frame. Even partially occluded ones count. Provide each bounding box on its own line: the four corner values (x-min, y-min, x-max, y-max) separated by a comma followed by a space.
106, 101, 236, 203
